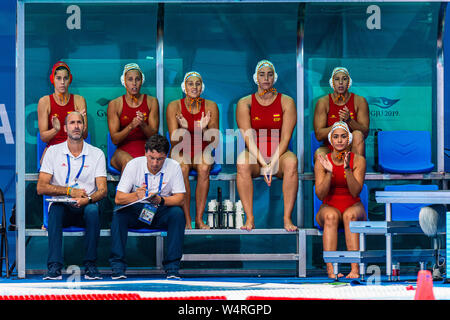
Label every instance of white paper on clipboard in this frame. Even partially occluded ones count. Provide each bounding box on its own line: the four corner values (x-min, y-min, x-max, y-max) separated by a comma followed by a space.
114, 194, 158, 212
46, 198, 77, 204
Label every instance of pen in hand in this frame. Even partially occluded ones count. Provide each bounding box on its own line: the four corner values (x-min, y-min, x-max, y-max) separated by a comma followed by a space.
135, 184, 147, 200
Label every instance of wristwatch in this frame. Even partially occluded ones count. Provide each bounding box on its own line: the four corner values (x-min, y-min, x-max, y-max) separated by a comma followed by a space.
88, 196, 93, 204
159, 196, 165, 206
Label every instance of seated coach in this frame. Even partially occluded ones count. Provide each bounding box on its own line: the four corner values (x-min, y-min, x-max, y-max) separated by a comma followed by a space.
37, 111, 107, 281
109, 134, 186, 280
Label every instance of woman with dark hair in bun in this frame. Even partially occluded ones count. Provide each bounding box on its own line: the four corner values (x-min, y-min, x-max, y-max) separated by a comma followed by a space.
37, 61, 88, 163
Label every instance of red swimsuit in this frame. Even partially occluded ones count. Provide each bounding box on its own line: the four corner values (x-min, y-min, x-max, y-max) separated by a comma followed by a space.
47, 94, 75, 146
180, 98, 209, 158
118, 95, 149, 158
323, 152, 360, 213
250, 93, 283, 159
325, 93, 357, 150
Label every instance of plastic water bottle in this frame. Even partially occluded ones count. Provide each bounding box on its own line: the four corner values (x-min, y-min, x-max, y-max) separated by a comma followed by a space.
235, 200, 244, 229
223, 200, 234, 228
207, 200, 218, 229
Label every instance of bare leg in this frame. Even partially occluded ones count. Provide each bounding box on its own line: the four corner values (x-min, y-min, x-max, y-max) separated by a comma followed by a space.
180, 164, 192, 229
236, 151, 259, 231
236, 165, 255, 231
277, 152, 298, 231
111, 149, 133, 174
193, 163, 211, 229
350, 130, 365, 157
313, 146, 331, 164
342, 202, 366, 279
317, 205, 344, 279
170, 151, 193, 229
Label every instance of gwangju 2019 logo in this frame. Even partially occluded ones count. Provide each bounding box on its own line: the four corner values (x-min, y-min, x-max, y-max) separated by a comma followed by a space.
366, 96, 399, 109
367, 96, 400, 118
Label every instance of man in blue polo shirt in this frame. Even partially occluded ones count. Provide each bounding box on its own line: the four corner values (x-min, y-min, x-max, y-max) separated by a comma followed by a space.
109, 134, 186, 280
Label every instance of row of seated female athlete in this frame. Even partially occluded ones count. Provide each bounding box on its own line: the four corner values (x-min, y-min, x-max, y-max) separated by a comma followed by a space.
37, 60, 370, 279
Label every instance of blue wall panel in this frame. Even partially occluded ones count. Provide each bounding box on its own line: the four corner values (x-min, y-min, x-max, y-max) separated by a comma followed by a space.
445, 4, 450, 171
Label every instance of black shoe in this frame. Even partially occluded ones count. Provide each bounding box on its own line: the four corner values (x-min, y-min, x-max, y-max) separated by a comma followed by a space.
111, 270, 127, 280
166, 270, 181, 280
84, 265, 103, 280
43, 265, 62, 280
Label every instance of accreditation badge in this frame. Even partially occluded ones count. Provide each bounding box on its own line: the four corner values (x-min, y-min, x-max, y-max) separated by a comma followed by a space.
139, 203, 158, 225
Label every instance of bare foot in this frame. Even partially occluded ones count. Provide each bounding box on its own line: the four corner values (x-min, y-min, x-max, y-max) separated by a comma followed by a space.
328, 272, 344, 279
195, 221, 210, 229
185, 222, 192, 229
240, 217, 255, 231
345, 271, 360, 279
284, 218, 298, 232
326, 264, 344, 279
345, 264, 360, 279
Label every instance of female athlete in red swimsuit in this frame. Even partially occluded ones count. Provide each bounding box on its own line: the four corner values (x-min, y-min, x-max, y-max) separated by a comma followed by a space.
166, 71, 220, 229
315, 121, 367, 279
107, 63, 160, 173
236, 60, 298, 232
37, 61, 88, 163
313, 67, 369, 160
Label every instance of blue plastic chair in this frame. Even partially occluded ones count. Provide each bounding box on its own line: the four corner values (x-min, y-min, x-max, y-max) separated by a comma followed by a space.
384, 184, 439, 221
310, 131, 322, 171
377, 130, 434, 174
313, 184, 369, 230
166, 131, 222, 176
38, 131, 90, 232
42, 205, 85, 232
128, 228, 167, 234
288, 138, 294, 152
107, 133, 121, 175
37, 132, 47, 172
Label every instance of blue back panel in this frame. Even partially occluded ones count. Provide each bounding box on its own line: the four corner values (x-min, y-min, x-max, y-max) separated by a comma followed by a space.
378, 131, 434, 174
310, 131, 322, 171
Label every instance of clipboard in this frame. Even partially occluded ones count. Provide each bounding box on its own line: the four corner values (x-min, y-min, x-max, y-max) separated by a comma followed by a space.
45, 198, 77, 204
114, 194, 158, 212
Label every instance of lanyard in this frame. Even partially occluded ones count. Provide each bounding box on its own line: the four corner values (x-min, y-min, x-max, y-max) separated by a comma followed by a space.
65, 154, 86, 186
144, 172, 164, 197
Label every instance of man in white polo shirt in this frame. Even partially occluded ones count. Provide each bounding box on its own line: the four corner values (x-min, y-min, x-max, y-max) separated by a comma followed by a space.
37, 111, 107, 280
109, 134, 186, 280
